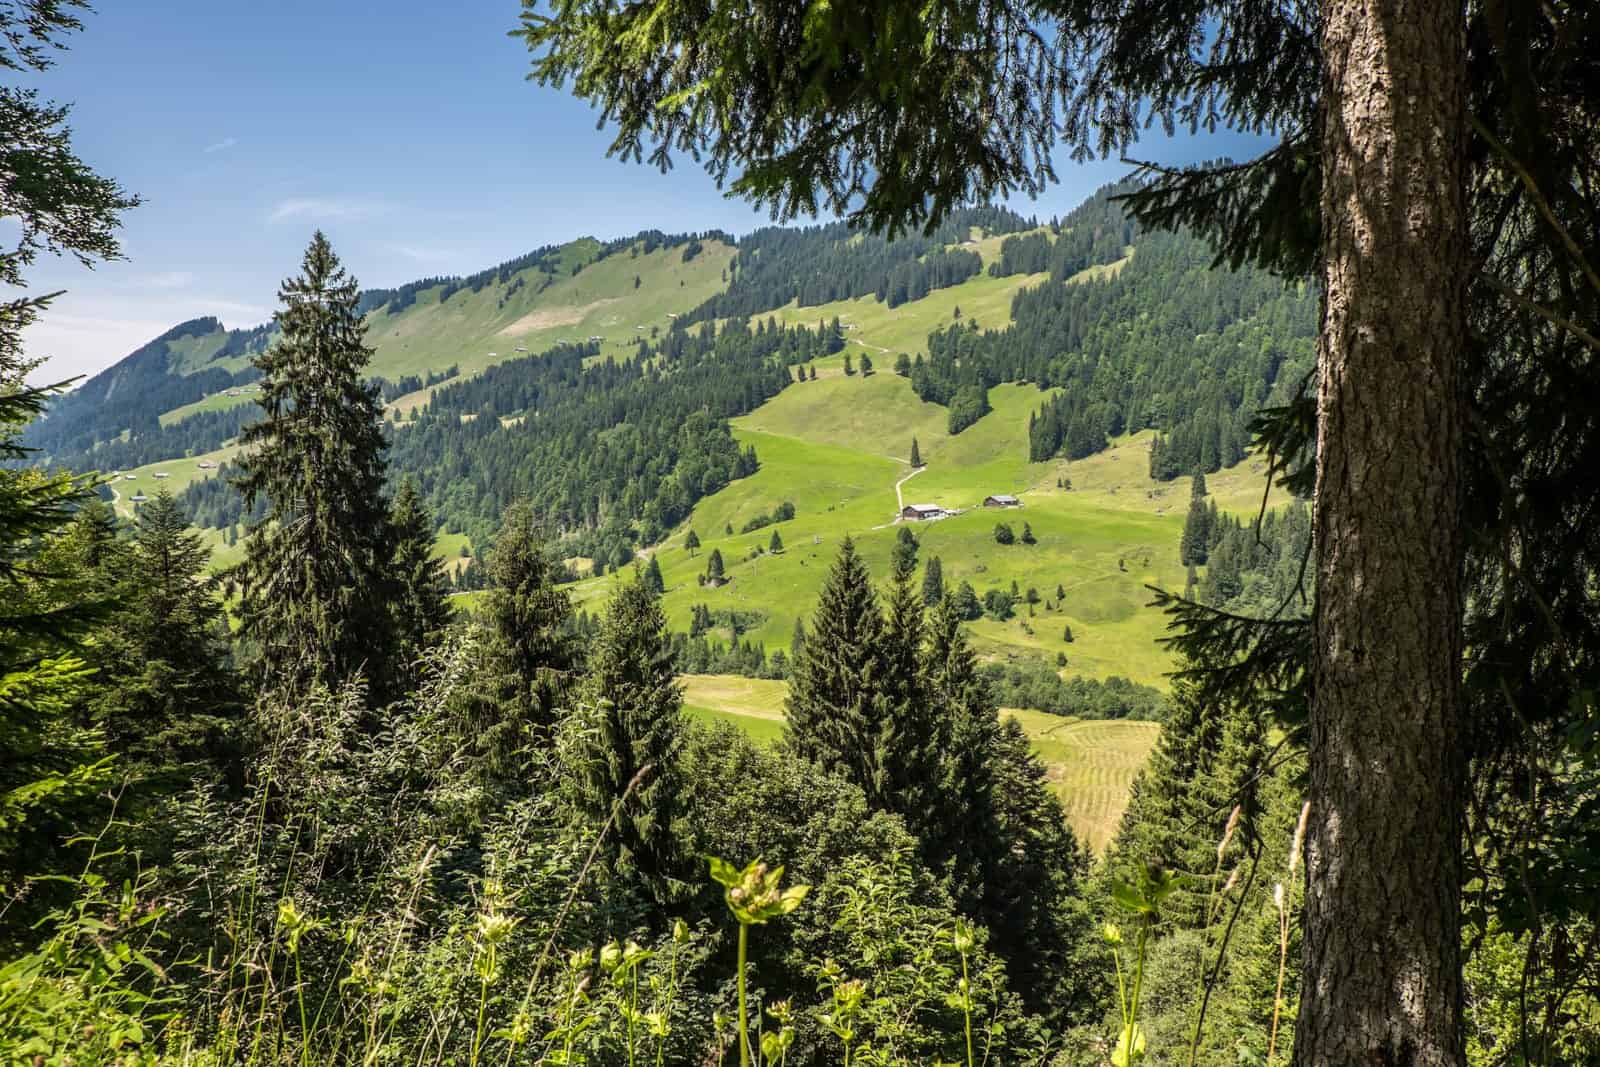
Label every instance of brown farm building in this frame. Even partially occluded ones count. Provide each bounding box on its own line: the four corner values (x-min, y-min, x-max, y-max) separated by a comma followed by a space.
983, 494, 1021, 508
901, 503, 945, 521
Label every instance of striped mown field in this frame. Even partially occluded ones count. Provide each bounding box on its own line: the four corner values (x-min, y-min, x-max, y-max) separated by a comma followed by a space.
1004, 709, 1160, 852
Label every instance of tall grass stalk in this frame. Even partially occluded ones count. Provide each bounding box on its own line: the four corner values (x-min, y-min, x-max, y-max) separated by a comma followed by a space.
1268, 801, 1311, 1064
1187, 805, 1240, 1065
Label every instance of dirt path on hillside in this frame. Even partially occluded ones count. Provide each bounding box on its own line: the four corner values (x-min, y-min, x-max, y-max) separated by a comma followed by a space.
870, 464, 927, 530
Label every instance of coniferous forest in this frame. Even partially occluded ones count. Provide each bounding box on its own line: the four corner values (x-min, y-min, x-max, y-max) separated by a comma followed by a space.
5, 2, 1600, 1066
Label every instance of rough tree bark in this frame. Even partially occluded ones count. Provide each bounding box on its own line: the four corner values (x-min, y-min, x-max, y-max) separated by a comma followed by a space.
1296, 1, 1467, 1063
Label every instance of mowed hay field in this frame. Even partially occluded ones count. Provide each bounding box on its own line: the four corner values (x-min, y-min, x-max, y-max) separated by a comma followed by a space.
1004, 709, 1160, 852
678, 674, 1159, 851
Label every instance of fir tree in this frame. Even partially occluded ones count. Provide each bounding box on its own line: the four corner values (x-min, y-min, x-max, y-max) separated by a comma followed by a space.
389, 478, 451, 679
951, 580, 983, 621
909, 436, 923, 467
859, 352, 873, 376
921, 595, 997, 907
705, 547, 725, 582
843, 351, 854, 375
84, 489, 243, 797
922, 555, 945, 605
470, 499, 574, 772
1191, 468, 1208, 498
644, 553, 666, 594
892, 524, 918, 573
234, 232, 396, 700
1021, 522, 1036, 545
1180, 491, 1213, 566
993, 522, 1015, 545
575, 574, 686, 904
684, 528, 700, 556
784, 537, 885, 789
876, 550, 940, 831
768, 528, 783, 554
789, 616, 806, 660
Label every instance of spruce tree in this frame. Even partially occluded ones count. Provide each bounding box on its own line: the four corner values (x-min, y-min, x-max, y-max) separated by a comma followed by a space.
875, 551, 940, 830
1180, 492, 1212, 567
951, 581, 982, 621
859, 352, 873, 376
768, 528, 783, 554
922, 555, 945, 605
644, 553, 666, 594
471, 499, 574, 771
704, 547, 725, 583
389, 478, 451, 678
575, 574, 685, 904
1191, 469, 1209, 498
684, 528, 700, 556
85, 489, 242, 797
909, 436, 923, 467
784, 537, 885, 788
922, 594, 997, 907
789, 616, 806, 660
892, 524, 918, 572
1021, 522, 1036, 545
235, 232, 396, 700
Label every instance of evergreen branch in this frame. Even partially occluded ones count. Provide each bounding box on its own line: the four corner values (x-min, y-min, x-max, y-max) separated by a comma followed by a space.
1480, 273, 1600, 355
1470, 112, 1600, 300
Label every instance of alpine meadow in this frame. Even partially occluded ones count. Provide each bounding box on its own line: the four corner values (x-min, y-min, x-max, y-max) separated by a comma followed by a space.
3, 2, 1598, 1065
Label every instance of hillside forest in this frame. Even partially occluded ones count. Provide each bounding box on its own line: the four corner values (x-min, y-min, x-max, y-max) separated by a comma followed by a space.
5, 2, 1600, 1066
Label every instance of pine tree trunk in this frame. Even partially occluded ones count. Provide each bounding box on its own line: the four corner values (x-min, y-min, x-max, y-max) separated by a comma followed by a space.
1295, 1, 1466, 1063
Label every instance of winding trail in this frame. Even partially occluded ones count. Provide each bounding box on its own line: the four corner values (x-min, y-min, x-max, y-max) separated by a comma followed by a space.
871, 464, 927, 529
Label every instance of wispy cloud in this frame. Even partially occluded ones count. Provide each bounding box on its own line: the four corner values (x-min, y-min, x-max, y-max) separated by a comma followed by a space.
203, 136, 239, 154
143, 271, 195, 290
269, 197, 384, 223
388, 243, 453, 265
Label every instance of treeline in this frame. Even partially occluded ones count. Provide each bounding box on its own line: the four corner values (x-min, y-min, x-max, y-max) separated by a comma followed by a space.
372, 364, 459, 402
1179, 470, 1313, 616
385, 316, 837, 556
913, 222, 1316, 458
883, 247, 983, 307
987, 183, 1137, 279
72, 399, 256, 472
684, 205, 1031, 322
978, 660, 1167, 721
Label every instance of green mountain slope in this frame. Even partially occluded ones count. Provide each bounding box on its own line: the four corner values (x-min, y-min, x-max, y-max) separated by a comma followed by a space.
36, 189, 1306, 694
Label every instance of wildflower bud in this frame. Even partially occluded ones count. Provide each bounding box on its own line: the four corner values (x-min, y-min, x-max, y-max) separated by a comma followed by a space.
1289, 800, 1311, 876
1218, 805, 1241, 862
673, 918, 689, 945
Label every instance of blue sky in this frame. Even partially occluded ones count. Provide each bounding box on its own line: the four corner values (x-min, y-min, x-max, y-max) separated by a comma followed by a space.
18, 1, 1269, 383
